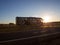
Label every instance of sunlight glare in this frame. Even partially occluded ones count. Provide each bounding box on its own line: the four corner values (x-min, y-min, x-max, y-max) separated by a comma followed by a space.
43, 16, 51, 23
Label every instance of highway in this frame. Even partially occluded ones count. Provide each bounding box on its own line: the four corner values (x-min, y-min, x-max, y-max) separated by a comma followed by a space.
0, 27, 60, 45
0, 32, 60, 43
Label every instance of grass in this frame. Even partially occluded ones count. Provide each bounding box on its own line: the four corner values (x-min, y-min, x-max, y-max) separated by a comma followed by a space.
0, 25, 42, 32
0, 24, 60, 32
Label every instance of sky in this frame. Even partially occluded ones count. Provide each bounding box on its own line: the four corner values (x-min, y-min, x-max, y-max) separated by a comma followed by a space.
0, 0, 60, 24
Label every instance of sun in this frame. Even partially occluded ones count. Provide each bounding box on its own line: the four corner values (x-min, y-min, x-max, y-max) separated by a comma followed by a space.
33, 11, 52, 23
43, 16, 51, 23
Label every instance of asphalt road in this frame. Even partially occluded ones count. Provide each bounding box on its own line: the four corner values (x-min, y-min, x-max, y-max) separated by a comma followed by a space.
0, 27, 60, 45
0, 30, 41, 41
0, 32, 60, 45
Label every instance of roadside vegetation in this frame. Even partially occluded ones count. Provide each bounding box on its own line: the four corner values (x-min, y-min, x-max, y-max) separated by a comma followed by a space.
0, 22, 60, 32
0, 24, 42, 32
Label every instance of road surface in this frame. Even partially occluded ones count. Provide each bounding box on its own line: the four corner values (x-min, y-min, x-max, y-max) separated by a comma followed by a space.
0, 27, 60, 45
